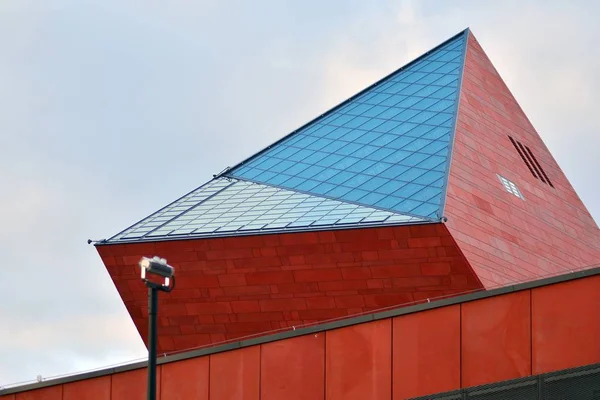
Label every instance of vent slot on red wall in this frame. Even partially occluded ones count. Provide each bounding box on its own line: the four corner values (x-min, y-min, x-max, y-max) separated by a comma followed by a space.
508, 136, 554, 188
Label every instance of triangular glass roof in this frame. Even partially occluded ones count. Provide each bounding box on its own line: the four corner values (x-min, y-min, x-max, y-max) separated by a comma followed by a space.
109, 178, 426, 242
105, 30, 467, 244
228, 31, 467, 219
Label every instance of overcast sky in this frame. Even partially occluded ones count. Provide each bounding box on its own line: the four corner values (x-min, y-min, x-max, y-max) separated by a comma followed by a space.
1, 0, 599, 386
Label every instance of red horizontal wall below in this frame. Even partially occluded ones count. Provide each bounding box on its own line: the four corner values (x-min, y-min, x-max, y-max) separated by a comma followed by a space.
4, 272, 599, 400
97, 223, 482, 353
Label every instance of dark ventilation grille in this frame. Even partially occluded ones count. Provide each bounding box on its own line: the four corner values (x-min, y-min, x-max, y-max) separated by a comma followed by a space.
524, 145, 554, 188
409, 363, 600, 400
508, 136, 554, 188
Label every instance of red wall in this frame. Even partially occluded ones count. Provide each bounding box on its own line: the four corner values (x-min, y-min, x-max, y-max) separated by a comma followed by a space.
444, 32, 600, 288
97, 224, 482, 353
4, 273, 599, 400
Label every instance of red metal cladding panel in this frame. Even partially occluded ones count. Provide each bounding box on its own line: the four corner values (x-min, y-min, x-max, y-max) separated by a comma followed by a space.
63, 376, 111, 400
112, 368, 160, 400
6, 274, 600, 399
209, 347, 260, 400
98, 224, 482, 353
445, 31, 600, 288
461, 290, 531, 387
532, 275, 600, 374
14, 386, 62, 400
161, 357, 209, 400
260, 334, 325, 400
392, 305, 460, 399
326, 319, 392, 400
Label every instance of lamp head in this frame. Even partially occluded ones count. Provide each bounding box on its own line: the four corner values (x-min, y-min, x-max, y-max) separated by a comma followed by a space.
139, 256, 175, 289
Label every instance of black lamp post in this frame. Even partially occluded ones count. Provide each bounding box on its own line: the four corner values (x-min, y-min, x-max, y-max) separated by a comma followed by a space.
138, 256, 175, 400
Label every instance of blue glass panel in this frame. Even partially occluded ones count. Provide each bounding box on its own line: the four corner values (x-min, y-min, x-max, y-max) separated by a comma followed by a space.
316, 153, 344, 167
225, 31, 467, 220
306, 138, 333, 150
392, 109, 420, 121
313, 168, 340, 181
410, 202, 438, 218
303, 152, 328, 165
347, 103, 373, 115
281, 176, 305, 187
326, 185, 353, 198
337, 142, 362, 156
296, 165, 324, 179
330, 114, 354, 126
345, 188, 370, 201
254, 171, 277, 181
344, 116, 371, 128
321, 140, 347, 153
329, 171, 354, 185
375, 195, 402, 209
411, 186, 440, 202
373, 120, 400, 133
368, 134, 397, 147
350, 145, 378, 159
358, 118, 386, 131
380, 164, 410, 179
254, 157, 281, 170
273, 146, 299, 159
296, 180, 319, 191
340, 129, 365, 142
343, 174, 372, 187
366, 148, 395, 162
400, 152, 430, 166
354, 131, 377, 145
359, 192, 385, 208
286, 162, 310, 175
311, 182, 336, 195
380, 95, 405, 106
270, 159, 295, 173
420, 140, 449, 155
268, 174, 292, 185
288, 149, 314, 162
375, 180, 401, 195
346, 159, 375, 173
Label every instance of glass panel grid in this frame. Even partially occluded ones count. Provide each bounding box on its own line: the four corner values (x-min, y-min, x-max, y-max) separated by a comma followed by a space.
113, 178, 233, 240
110, 178, 426, 241
230, 33, 466, 219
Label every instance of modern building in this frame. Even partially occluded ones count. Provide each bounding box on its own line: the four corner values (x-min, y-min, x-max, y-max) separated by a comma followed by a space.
2, 28, 599, 399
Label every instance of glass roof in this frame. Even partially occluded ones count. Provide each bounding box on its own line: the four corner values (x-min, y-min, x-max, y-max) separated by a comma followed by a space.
106, 30, 469, 244
109, 178, 426, 242
228, 31, 466, 219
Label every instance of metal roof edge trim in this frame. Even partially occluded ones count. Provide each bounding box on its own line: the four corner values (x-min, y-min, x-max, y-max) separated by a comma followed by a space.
437, 27, 470, 219
94, 219, 438, 246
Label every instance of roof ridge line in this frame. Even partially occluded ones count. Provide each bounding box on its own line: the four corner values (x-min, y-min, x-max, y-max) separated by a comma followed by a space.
438, 28, 471, 218
229, 174, 438, 222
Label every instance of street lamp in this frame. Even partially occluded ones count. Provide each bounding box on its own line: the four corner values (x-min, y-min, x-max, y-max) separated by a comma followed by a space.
138, 256, 175, 400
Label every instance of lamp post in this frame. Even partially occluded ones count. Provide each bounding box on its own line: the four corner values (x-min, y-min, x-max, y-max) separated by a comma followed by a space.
138, 256, 175, 400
